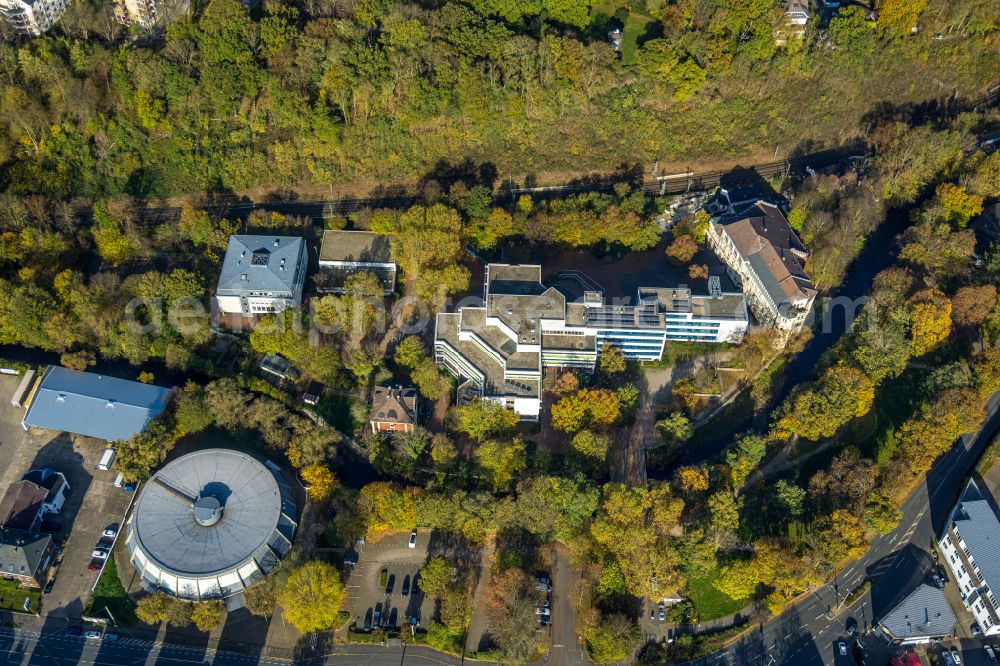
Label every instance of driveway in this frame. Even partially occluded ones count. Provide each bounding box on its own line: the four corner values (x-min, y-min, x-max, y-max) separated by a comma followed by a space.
549, 544, 589, 666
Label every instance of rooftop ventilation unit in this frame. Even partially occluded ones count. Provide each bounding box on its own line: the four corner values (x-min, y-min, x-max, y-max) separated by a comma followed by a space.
708, 276, 722, 298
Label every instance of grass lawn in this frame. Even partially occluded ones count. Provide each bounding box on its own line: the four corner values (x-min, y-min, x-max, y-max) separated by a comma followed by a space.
0, 578, 40, 614
620, 13, 653, 65
686, 571, 748, 621
315, 394, 357, 434
86, 555, 137, 627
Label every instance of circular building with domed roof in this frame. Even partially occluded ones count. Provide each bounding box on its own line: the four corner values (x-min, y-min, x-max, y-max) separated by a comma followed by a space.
125, 448, 297, 601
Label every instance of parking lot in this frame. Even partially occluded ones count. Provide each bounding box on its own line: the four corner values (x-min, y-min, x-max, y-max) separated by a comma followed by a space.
344, 530, 437, 632
0, 374, 133, 621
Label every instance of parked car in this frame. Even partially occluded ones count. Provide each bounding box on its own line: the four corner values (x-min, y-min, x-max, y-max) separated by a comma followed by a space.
87, 562, 100, 572
412, 574, 421, 595
983, 645, 996, 662
104, 634, 118, 641
102, 528, 117, 539
408, 531, 417, 548
402, 575, 410, 597
84, 631, 101, 639
65, 627, 82, 636
658, 603, 665, 622
942, 652, 956, 666
951, 649, 962, 664
932, 573, 945, 589
43, 579, 54, 595
363, 608, 373, 632
91, 549, 109, 559
838, 641, 847, 656
386, 574, 395, 595
846, 616, 857, 635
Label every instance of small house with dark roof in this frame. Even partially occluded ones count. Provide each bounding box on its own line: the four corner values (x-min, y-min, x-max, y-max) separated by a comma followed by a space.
0, 528, 54, 587
706, 200, 817, 332
0, 481, 48, 532
370, 386, 417, 434
215, 235, 308, 317
875, 583, 956, 645
317, 230, 397, 295
20, 469, 69, 517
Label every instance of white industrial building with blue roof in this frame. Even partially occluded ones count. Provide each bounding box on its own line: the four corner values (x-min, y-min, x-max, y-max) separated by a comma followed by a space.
21, 366, 173, 442
215, 235, 308, 317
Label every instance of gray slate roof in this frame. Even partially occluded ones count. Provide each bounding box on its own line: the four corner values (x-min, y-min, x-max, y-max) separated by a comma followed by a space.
216, 235, 305, 294
23, 366, 172, 442
879, 584, 955, 640
951, 480, 1000, 588
0, 528, 51, 579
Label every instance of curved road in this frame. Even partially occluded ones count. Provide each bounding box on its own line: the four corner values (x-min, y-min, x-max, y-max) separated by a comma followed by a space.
685, 393, 1000, 666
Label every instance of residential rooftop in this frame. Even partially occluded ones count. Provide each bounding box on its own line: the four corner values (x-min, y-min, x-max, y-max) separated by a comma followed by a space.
216, 235, 305, 295
878, 583, 955, 641
319, 230, 394, 265
714, 201, 816, 306
0, 481, 46, 531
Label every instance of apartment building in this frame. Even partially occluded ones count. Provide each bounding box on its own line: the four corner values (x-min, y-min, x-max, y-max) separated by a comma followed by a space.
0, 0, 67, 36
215, 236, 308, 318
114, 0, 157, 28
938, 479, 1000, 635
706, 199, 817, 332
434, 264, 748, 420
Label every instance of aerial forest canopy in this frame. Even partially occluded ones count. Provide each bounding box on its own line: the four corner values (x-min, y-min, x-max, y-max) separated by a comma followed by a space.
0, 0, 996, 198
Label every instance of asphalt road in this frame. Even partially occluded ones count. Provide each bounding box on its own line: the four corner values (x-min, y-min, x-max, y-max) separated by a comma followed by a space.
0, 627, 477, 665
685, 393, 1000, 666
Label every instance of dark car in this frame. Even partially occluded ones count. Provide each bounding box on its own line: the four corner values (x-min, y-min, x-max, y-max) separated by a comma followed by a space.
43, 579, 55, 595
386, 574, 395, 594
846, 616, 857, 635
87, 562, 100, 572
65, 627, 82, 636
363, 608, 373, 632
412, 574, 421, 595
402, 575, 410, 596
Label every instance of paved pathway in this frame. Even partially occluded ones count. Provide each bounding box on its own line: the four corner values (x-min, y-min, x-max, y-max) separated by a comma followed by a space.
463, 535, 496, 653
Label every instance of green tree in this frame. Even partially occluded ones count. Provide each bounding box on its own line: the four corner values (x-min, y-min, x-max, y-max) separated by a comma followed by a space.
279, 561, 346, 633
778, 366, 875, 440
599, 344, 627, 375
191, 601, 224, 632
419, 556, 453, 598
476, 438, 527, 491
411, 358, 451, 401
451, 398, 519, 441
394, 335, 426, 369
725, 434, 767, 487
714, 560, 760, 601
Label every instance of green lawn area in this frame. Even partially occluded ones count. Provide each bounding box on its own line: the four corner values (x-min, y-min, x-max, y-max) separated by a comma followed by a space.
315, 394, 357, 434
686, 571, 748, 621
588, 0, 653, 66
0, 578, 40, 614
86, 555, 137, 627
620, 13, 653, 65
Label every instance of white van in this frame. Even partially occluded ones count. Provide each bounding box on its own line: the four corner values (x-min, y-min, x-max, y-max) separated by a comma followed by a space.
98, 448, 116, 471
